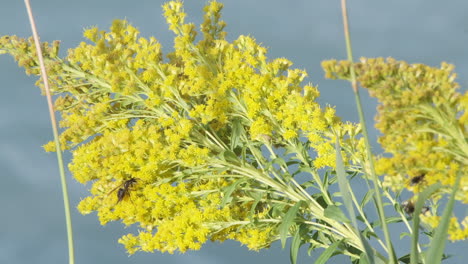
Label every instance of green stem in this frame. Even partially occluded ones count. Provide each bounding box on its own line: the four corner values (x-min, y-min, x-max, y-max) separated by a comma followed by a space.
347, 183, 387, 252
340, 1, 396, 263
221, 162, 364, 252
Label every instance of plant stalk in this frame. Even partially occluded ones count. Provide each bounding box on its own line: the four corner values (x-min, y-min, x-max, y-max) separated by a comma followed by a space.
23, 1, 75, 263
340, 0, 396, 263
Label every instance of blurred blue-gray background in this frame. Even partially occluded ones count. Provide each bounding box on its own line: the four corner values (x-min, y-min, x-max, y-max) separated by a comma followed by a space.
1, 0, 467, 263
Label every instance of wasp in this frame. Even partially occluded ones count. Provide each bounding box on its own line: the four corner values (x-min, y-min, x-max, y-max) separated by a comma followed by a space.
409, 174, 425, 186
109, 178, 137, 203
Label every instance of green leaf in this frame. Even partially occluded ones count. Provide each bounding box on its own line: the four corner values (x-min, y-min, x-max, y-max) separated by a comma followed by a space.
297, 166, 314, 174
334, 140, 374, 264
361, 229, 378, 239
290, 226, 302, 264
334, 140, 355, 224
358, 252, 370, 264
248, 191, 264, 220
300, 180, 316, 190
424, 172, 461, 264
399, 232, 411, 239
271, 157, 288, 169
265, 157, 290, 181
271, 203, 287, 218
220, 178, 245, 207
312, 194, 328, 210
324, 205, 350, 224
241, 145, 247, 165
230, 119, 243, 150
314, 240, 342, 264
279, 201, 304, 248
360, 189, 375, 208
307, 231, 320, 256
368, 216, 403, 227
286, 160, 301, 167
222, 150, 240, 164
398, 253, 411, 264
323, 171, 330, 190
410, 182, 442, 264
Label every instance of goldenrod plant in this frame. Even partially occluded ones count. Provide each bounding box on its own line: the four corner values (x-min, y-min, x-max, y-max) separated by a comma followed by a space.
1, 1, 466, 263
322, 57, 467, 236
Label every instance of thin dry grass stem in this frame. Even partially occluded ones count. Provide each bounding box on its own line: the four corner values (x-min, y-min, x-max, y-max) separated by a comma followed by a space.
23, 1, 75, 263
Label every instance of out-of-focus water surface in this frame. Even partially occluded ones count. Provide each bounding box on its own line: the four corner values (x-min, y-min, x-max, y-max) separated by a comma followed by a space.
1, 1, 467, 263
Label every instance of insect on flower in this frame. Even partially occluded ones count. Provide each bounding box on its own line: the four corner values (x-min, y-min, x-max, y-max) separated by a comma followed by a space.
108, 178, 138, 204
401, 200, 430, 216
409, 174, 425, 185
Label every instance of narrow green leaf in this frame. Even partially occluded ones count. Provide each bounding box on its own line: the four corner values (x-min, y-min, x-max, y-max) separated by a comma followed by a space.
271, 157, 288, 168
298, 166, 314, 174
324, 205, 350, 224
424, 172, 461, 264
323, 171, 330, 190
367, 216, 403, 228
358, 252, 370, 264
220, 178, 245, 207
307, 231, 320, 256
410, 182, 442, 264
248, 191, 264, 220
241, 145, 247, 165
279, 201, 303, 248
286, 160, 301, 166
399, 232, 411, 239
361, 229, 378, 239
314, 240, 342, 264
360, 189, 375, 208
359, 233, 377, 264
271, 203, 287, 218
334, 140, 374, 264
230, 119, 242, 150
300, 180, 316, 189
222, 150, 240, 164
385, 216, 404, 224
290, 227, 302, 264
397, 253, 411, 264
334, 140, 355, 224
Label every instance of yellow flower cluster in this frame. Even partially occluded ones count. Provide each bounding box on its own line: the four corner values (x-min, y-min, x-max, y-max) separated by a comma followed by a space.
322, 57, 468, 240
0, 35, 60, 76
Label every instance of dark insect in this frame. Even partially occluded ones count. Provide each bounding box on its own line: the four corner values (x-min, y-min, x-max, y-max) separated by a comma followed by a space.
401, 200, 429, 215
402, 200, 415, 214
409, 174, 425, 185
109, 178, 137, 203
253, 201, 269, 214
